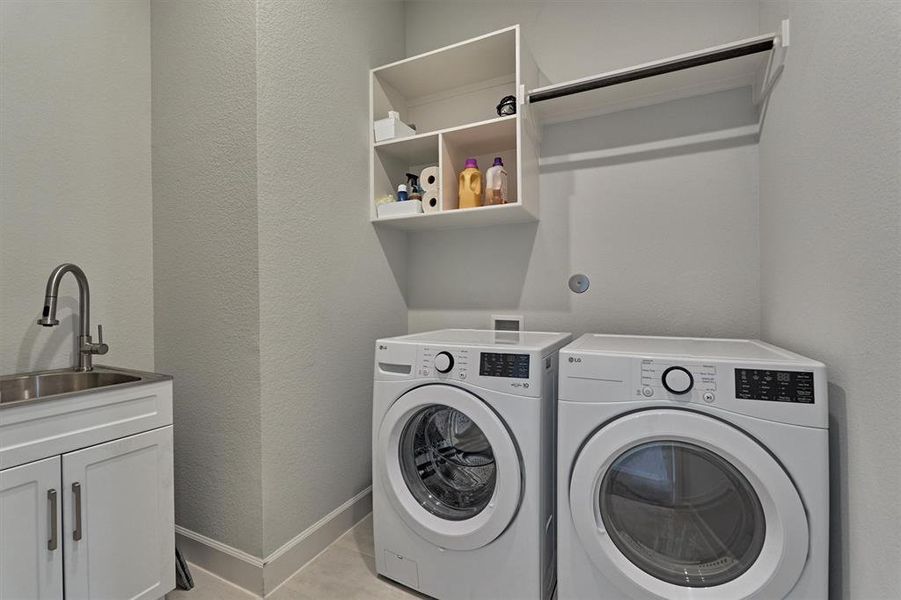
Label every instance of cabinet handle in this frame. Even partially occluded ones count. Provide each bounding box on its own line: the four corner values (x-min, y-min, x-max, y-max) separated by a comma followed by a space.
47, 489, 58, 551
72, 482, 83, 541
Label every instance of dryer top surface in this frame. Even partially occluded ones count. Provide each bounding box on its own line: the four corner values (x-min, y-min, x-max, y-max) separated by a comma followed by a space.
565, 334, 822, 366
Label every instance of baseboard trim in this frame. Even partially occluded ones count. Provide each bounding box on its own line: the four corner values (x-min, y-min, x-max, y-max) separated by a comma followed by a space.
174, 487, 372, 597
264, 486, 373, 594
175, 527, 264, 596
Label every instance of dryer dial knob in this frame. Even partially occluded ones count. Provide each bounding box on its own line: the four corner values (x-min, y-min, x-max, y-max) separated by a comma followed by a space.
662, 366, 694, 395
434, 352, 454, 374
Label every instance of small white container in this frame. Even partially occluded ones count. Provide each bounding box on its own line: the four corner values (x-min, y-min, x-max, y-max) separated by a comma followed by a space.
377, 199, 423, 219
374, 111, 415, 142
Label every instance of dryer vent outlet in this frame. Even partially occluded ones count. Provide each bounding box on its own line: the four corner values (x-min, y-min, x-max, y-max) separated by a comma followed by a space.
491, 314, 524, 332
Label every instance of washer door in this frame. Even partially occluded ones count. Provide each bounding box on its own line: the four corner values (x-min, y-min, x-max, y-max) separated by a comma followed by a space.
378, 384, 522, 551
569, 409, 809, 600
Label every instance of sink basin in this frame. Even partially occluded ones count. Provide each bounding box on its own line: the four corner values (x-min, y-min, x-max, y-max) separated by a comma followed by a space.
0, 367, 166, 407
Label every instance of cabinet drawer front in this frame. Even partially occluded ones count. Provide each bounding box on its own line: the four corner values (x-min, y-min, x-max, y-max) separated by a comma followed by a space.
0, 381, 172, 470
63, 426, 175, 600
0, 456, 63, 600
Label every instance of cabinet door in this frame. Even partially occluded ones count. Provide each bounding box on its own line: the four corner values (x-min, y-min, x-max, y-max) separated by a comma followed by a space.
63, 426, 174, 600
0, 456, 63, 600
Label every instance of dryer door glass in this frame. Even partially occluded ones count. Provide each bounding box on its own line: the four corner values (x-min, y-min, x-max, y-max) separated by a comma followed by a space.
599, 440, 766, 587
399, 404, 496, 521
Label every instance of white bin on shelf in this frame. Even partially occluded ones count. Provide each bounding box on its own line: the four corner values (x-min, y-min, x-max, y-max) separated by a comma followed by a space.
374, 111, 415, 142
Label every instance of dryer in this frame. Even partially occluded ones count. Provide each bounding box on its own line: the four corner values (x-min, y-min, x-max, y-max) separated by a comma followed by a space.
373, 329, 571, 600
558, 334, 828, 600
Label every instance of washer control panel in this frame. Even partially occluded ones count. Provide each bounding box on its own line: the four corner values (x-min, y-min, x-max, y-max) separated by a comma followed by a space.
635, 359, 717, 402
412, 345, 543, 396
417, 346, 471, 381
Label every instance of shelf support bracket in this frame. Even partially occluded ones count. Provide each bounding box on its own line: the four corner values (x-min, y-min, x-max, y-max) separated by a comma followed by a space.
754, 19, 790, 107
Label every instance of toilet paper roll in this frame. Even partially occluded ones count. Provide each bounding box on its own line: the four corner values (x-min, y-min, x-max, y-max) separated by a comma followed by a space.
420, 166, 439, 190
422, 191, 441, 213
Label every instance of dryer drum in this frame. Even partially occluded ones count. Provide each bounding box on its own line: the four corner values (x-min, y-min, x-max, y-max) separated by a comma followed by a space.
598, 440, 766, 588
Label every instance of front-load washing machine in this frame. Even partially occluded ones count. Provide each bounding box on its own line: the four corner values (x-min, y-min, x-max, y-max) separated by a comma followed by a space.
558, 334, 828, 600
373, 329, 572, 600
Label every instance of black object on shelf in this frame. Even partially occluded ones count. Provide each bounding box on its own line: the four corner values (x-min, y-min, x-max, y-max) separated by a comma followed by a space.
496, 95, 517, 116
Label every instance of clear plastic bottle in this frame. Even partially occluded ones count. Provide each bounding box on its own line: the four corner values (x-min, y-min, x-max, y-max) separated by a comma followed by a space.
485, 157, 508, 205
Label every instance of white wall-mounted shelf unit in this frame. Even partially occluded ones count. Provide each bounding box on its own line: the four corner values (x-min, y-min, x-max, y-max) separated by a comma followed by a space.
369, 23, 786, 231
370, 26, 540, 230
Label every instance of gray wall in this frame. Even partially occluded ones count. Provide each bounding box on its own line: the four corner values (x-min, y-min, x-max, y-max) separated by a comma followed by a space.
404, 1, 762, 339
152, 0, 263, 556
0, 0, 154, 375
151, 0, 406, 558
257, 0, 407, 556
757, 3, 901, 598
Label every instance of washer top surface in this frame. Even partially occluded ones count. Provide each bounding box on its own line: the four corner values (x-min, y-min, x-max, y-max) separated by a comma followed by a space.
389, 329, 572, 352
565, 334, 820, 365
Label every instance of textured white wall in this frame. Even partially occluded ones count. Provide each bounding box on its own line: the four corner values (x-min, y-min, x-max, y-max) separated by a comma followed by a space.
257, 0, 407, 556
404, 1, 762, 339
757, 3, 901, 598
0, 0, 153, 375
151, 0, 263, 556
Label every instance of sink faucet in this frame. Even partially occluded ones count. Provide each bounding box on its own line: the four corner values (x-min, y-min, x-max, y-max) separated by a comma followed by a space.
37, 263, 109, 371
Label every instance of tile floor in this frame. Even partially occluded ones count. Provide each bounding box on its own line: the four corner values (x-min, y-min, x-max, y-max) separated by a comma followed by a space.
166, 514, 427, 600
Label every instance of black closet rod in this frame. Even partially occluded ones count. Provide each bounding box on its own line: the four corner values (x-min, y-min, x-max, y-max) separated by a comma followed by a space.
529, 38, 775, 104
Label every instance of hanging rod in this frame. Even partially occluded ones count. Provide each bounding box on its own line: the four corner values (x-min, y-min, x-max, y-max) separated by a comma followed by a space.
529, 36, 776, 104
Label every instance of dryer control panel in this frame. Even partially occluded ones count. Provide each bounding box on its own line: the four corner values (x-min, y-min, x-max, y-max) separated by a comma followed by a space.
634, 359, 718, 403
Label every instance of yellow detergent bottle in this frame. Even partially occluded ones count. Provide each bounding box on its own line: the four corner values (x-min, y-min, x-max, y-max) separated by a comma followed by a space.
458, 158, 482, 209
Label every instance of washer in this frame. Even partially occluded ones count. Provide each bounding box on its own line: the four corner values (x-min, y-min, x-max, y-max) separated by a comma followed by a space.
558, 334, 828, 600
373, 329, 572, 600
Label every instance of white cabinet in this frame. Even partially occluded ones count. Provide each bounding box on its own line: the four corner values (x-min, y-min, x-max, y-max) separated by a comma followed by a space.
63, 427, 174, 600
0, 374, 174, 600
0, 456, 63, 600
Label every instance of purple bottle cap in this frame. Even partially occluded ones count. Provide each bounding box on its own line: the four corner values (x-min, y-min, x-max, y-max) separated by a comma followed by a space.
464, 158, 478, 169
492, 157, 504, 167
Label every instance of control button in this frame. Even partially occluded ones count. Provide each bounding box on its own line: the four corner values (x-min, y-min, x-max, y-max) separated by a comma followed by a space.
662, 366, 694, 395
703, 392, 715, 403
642, 387, 654, 397
434, 351, 454, 374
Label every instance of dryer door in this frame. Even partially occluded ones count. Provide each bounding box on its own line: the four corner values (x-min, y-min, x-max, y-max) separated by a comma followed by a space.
569, 409, 809, 600
377, 384, 522, 551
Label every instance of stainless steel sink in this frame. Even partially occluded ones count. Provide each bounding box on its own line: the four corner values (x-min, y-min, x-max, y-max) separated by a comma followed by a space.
0, 366, 169, 407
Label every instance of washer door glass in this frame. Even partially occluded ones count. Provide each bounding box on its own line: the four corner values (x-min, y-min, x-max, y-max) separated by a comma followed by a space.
599, 440, 766, 587
399, 404, 496, 521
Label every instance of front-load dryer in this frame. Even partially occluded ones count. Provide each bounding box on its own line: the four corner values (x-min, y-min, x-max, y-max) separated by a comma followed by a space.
558, 334, 828, 600
373, 329, 572, 600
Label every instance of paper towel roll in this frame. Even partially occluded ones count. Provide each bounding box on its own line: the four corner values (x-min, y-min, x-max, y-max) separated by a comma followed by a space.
422, 191, 441, 213
420, 166, 439, 190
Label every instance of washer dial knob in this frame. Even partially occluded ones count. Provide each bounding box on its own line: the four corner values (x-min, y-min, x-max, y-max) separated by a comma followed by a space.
434, 351, 454, 374
662, 366, 694, 395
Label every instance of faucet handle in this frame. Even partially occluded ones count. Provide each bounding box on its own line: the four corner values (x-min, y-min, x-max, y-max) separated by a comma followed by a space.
94, 324, 109, 355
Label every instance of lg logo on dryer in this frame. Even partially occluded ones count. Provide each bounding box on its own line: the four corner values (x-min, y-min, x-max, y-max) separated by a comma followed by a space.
568, 356, 583, 364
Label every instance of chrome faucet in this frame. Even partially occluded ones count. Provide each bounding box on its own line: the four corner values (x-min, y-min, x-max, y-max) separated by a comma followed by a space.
37, 263, 108, 371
